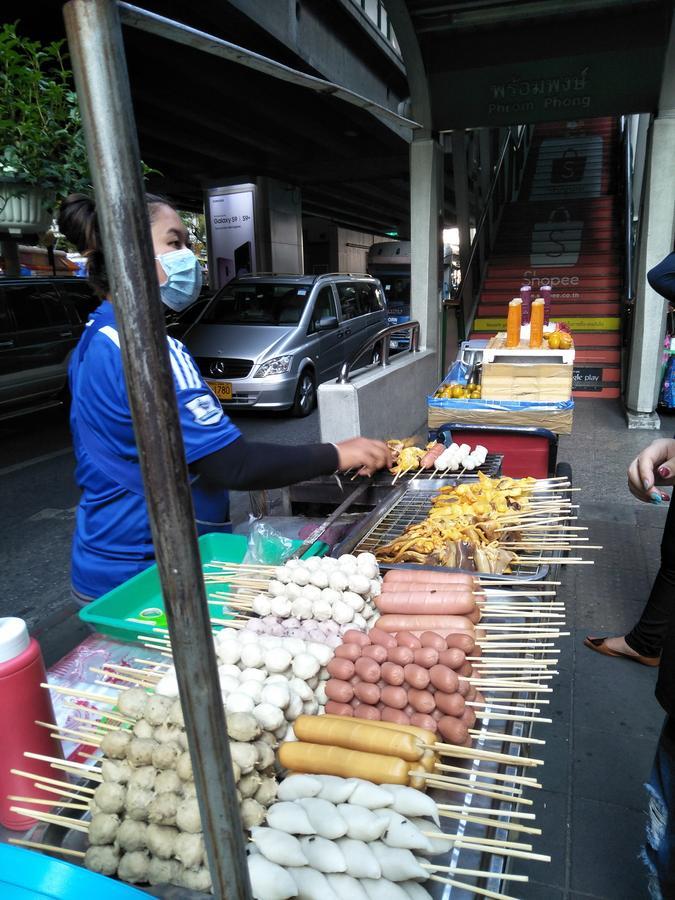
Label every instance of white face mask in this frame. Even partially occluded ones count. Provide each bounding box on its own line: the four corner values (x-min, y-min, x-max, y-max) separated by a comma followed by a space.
155, 248, 203, 312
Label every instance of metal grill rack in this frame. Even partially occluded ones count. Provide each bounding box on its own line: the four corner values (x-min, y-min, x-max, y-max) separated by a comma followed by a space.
336, 480, 555, 581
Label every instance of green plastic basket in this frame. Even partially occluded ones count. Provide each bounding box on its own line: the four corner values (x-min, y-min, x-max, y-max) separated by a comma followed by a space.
79, 532, 326, 642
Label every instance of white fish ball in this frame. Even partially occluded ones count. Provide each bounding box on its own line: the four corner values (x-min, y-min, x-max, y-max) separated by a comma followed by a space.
315, 683, 328, 705
301, 584, 322, 604
328, 571, 350, 592
321, 588, 342, 606
240, 680, 263, 703
220, 663, 243, 679
240, 667, 266, 683
312, 600, 333, 622
217, 641, 241, 665
281, 637, 307, 657
275, 565, 291, 584
218, 675, 240, 694
306, 641, 333, 666
247, 854, 298, 900
270, 596, 292, 618
240, 628, 262, 644
288, 676, 313, 701
241, 798, 267, 830
338, 554, 358, 570
225, 692, 255, 714
285, 582, 303, 600
302, 697, 319, 716
261, 682, 291, 709
156, 673, 179, 698
309, 570, 329, 589
356, 552, 377, 567
253, 703, 285, 731
268, 579, 287, 597
266, 648, 292, 673
291, 598, 313, 620
357, 561, 379, 580
332, 601, 354, 625
291, 568, 310, 587
352, 613, 368, 630
342, 591, 365, 612
265, 673, 290, 684
216, 627, 240, 643
305, 556, 323, 569
291, 653, 320, 679
368, 579, 382, 597
347, 574, 371, 596
241, 644, 265, 669
285, 691, 304, 721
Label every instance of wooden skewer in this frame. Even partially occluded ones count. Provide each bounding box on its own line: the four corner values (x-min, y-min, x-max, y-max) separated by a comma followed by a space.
469, 702, 543, 715
422, 778, 533, 805
69, 715, 118, 732
7, 794, 90, 811
438, 802, 537, 820
437, 808, 541, 834
24, 751, 103, 781
32, 781, 96, 802
9, 806, 90, 833
475, 712, 552, 724
35, 720, 102, 745
427, 871, 521, 900
423, 834, 551, 862
62, 701, 134, 727
470, 728, 545, 745
427, 831, 532, 850
415, 771, 523, 797
91, 663, 156, 686
39, 684, 115, 705
11, 768, 95, 795
428, 743, 543, 768
9, 838, 86, 859
427, 861, 530, 882
435, 763, 541, 789
102, 663, 162, 680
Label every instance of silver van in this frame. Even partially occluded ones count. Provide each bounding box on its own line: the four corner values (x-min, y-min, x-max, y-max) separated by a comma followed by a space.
185, 273, 388, 416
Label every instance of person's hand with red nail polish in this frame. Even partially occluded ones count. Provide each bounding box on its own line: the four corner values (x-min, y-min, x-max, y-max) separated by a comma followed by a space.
627, 438, 675, 503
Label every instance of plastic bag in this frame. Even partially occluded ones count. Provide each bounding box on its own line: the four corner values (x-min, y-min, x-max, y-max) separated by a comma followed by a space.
445, 359, 469, 386
243, 520, 296, 565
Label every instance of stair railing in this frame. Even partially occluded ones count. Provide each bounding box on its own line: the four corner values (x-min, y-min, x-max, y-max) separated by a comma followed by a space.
450, 124, 534, 350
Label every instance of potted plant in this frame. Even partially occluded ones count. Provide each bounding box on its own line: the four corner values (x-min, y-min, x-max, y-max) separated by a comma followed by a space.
0, 22, 90, 238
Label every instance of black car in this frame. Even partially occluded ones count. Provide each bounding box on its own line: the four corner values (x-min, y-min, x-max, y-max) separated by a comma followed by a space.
0, 277, 99, 419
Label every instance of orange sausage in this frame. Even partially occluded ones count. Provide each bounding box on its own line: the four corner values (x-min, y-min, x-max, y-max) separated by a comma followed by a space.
326, 679, 354, 703
376, 591, 476, 616
327, 658, 356, 680
414, 647, 439, 668
383, 570, 476, 587
420, 442, 445, 469
381, 686, 407, 709
335, 644, 362, 661
381, 662, 405, 686
368, 628, 397, 648
437, 717, 469, 745
445, 633, 476, 653
395, 632, 422, 650
381, 707, 410, 726
354, 657, 381, 683
354, 682, 381, 705
403, 664, 430, 690
325, 701, 353, 716
429, 665, 459, 693
387, 646, 414, 666
353, 703, 381, 721
376, 615, 475, 635
419, 631, 448, 651
361, 645, 388, 663
343, 630, 371, 646
279, 742, 409, 784
435, 692, 465, 717
408, 689, 435, 715
410, 713, 437, 733
438, 648, 466, 670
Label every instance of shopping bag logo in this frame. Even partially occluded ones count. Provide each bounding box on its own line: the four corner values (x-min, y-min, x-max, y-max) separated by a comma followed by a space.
551, 149, 586, 183
530, 208, 583, 267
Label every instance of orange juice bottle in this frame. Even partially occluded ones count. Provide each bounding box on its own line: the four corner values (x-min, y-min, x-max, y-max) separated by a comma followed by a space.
505, 298, 522, 348
530, 298, 545, 348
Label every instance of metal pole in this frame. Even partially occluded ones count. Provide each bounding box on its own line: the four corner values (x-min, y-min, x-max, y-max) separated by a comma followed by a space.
62, 3, 251, 897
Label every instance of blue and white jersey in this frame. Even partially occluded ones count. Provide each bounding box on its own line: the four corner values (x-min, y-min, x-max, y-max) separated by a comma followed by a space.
69, 300, 241, 598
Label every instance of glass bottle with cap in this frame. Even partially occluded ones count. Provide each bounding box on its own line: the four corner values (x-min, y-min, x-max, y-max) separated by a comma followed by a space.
0, 617, 62, 830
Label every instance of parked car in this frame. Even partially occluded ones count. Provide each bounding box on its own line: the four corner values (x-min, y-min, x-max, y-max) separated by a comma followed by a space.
184, 273, 388, 416
0, 276, 99, 419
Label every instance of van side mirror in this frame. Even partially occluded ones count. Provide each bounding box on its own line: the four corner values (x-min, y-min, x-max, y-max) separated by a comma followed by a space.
316, 315, 338, 331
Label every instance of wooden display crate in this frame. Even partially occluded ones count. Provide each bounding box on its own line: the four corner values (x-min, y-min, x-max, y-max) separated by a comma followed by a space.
481, 361, 573, 402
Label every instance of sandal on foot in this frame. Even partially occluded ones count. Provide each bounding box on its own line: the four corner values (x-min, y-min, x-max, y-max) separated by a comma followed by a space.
583, 636, 660, 667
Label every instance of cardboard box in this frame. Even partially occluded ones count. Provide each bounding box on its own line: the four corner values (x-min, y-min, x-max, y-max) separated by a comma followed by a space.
427, 396, 574, 435
482, 361, 573, 403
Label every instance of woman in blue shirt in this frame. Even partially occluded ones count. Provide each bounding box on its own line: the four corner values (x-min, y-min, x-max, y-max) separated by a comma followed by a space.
59, 193, 392, 601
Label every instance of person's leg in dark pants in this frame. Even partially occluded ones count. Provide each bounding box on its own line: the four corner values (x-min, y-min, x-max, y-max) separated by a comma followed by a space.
585, 498, 675, 664
645, 718, 675, 899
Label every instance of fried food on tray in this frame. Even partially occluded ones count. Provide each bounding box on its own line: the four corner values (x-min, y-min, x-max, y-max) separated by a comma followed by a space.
374, 473, 537, 573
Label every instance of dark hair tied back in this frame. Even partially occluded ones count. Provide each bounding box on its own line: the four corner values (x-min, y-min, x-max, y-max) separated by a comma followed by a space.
58, 192, 173, 297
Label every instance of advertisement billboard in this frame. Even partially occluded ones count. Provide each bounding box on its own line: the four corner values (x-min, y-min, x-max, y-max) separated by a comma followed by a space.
206, 187, 257, 290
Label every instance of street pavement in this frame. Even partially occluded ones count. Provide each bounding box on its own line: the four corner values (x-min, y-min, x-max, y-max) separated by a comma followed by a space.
0, 403, 319, 663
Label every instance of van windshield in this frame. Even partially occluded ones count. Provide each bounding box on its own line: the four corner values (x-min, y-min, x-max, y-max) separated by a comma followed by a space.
202, 282, 310, 326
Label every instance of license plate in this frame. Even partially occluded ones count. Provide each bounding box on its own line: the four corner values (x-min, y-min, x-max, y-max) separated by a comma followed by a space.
207, 381, 233, 401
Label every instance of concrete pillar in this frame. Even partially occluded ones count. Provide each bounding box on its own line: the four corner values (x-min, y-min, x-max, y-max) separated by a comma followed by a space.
409, 135, 443, 363
625, 117, 675, 427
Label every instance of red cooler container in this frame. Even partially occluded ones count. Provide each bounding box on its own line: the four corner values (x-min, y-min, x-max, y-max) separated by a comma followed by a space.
0, 617, 63, 830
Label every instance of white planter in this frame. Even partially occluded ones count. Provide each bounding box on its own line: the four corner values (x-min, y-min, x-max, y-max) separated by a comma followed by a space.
0, 180, 54, 235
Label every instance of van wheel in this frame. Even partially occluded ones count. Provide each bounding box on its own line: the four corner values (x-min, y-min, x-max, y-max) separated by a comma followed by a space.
291, 369, 316, 417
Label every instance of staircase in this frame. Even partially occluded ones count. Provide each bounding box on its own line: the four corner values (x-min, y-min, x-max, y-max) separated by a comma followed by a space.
470, 117, 623, 399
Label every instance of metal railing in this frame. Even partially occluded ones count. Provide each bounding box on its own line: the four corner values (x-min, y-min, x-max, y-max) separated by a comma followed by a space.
452, 124, 534, 344
337, 319, 420, 383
